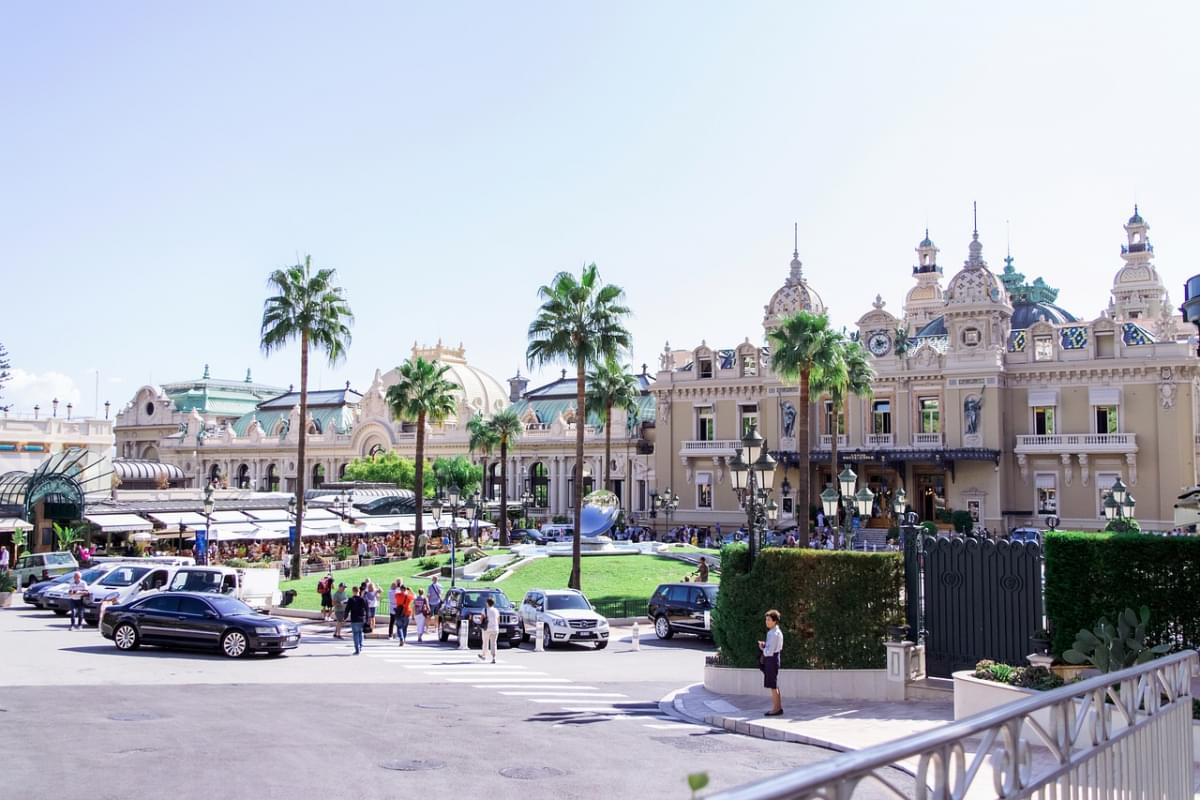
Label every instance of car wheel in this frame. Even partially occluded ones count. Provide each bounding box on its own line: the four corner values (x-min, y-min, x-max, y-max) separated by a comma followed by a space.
654, 615, 674, 640
438, 624, 450, 643
542, 625, 553, 650
519, 621, 529, 643
114, 623, 139, 651
221, 630, 249, 658
594, 640, 608, 650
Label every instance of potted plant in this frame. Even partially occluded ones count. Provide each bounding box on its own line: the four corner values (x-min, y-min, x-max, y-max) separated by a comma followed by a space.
887, 623, 910, 643
1030, 627, 1051, 655
0, 570, 17, 607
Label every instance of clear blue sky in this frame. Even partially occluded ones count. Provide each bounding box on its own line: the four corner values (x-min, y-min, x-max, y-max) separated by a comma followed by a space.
3, 2, 1198, 415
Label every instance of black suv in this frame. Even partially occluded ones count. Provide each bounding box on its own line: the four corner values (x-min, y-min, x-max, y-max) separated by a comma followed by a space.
437, 588, 521, 648
647, 582, 717, 639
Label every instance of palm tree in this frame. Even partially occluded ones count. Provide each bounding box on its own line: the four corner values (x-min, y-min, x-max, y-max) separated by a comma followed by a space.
527, 263, 632, 590
811, 336, 876, 498
260, 256, 354, 581
385, 357, 458, 545
467, 412, 498, 493
769, 310, 839, 547
486, 409, 524, 546
586, 358, 640, 494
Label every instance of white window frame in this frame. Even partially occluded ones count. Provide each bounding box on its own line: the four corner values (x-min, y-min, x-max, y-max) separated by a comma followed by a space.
1035, 472, 1058, 515
1095, 471, 1121, 519
696, 472, 713, 509
1032, 405, 1056, 436
738, 404, 759, 438
695, 406, 715, 441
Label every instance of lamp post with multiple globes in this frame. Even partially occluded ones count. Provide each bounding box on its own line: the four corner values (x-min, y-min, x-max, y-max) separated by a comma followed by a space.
728, 424, 778, 564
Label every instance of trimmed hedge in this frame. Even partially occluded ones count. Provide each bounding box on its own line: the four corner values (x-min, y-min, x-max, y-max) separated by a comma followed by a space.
1045, 531, 1200, 656
712, 544, 903, 669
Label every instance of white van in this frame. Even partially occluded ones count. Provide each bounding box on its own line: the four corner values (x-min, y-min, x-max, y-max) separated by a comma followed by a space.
167, 566, 282, 611
81, 563, 183, 625
12, 551, 78, 587
540, 525, 575, 543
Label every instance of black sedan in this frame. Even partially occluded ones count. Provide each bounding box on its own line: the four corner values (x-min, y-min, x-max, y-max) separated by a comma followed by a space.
100, 591, 301, 658
437, 588, 521, 648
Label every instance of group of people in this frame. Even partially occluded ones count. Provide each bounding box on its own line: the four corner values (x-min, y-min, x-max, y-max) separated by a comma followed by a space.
316, 573, 443, 655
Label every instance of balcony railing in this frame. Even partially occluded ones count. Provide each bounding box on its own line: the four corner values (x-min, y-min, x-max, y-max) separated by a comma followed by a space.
708, 650, 1196, 800
679, 439, 741, 456
864, 433, 893, 447
1015, 432, 1137, 452
912, 432, 943, 447
817, 435, 847, 449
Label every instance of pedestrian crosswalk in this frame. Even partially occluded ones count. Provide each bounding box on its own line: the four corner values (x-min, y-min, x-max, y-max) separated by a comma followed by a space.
351, 640, 706, 733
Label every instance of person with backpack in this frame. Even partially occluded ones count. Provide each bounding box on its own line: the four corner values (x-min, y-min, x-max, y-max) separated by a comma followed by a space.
413, 588, 429, 642
394, 582, 414, 646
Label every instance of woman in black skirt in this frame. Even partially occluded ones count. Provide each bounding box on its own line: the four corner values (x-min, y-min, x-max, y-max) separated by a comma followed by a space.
758, 609, 784, 716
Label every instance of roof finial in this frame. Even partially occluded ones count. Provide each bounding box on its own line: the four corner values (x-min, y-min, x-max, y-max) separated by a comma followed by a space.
1006, 219, 1011, 259
203, 364, 210, 380
245, 368, 252, 383
972, 201, 978, 237
793, 222, 798, 259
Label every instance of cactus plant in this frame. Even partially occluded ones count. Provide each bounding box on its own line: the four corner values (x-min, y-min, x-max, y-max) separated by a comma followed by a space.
1062, 606, 1171, 673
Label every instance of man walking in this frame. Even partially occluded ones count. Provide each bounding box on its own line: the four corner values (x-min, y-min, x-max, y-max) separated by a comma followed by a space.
357, 539, 368, 566
332, 582, 348, 639
346, 586, 367, 655
66, 570, 89, 630
478, 596, 500, 663
427, 575, 442, 619
394, 582, 414, 646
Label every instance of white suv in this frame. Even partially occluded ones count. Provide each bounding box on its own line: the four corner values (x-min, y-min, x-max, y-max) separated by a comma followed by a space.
518, 588, 609, 650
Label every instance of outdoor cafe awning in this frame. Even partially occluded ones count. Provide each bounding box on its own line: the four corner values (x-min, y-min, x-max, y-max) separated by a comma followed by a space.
0, 518, 33, 532
147, 511, 209, 527
85, 513, 154, 533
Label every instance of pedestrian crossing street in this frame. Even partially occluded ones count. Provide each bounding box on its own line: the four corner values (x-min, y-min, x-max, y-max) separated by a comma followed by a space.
358, 642, 703, 732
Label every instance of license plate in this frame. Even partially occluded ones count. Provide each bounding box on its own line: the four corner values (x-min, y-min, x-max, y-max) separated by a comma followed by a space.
577, 631, 594, 638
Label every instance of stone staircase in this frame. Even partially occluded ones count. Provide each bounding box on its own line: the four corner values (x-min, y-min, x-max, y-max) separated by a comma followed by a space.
853, 528, 891, 551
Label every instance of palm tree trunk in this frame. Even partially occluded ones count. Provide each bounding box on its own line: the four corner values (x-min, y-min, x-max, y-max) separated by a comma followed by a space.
829, 392, 840, 491
499, 437, 509, 547
414, 411, 426, 548
797, 369, 811, 548
603, 402, 613, 492
570, 357, 585, 590
292, 332, 308, 582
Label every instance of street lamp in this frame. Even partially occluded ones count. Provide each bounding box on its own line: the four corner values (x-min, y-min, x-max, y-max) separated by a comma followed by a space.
729, 424, 776, 563
655, 487, 679, 542
1103, 478, 1137, 529
286, 495, 298, 568
465, 492, 479, 546
820, 465, 873, 550
202, 483, 215, 566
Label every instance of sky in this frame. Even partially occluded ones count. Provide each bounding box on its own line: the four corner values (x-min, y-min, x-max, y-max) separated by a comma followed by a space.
3, 2, 1199, 417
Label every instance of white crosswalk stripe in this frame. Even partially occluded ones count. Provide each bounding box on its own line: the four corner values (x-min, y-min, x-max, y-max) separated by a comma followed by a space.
448, 677, 571, 683
499, 691, 626, 697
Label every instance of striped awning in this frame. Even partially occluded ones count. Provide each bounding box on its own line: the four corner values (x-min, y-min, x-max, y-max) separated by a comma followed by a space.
85, 513, 154, 532
112, 460, 186, 483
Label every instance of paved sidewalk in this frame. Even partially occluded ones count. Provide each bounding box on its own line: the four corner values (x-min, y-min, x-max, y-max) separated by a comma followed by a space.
669, 683, 952, 752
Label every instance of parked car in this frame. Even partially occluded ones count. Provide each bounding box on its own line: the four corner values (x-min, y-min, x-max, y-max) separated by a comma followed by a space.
167, 566, 282, 611
22, 572, 75, 608
100, 591, 300, 658
1008, 527, 1043, 545
12, 551, 77, 588
518, 588, 610, 649
437, 587, 521, 648
647, 582, 718, 639
512, 529, 546, 545
540, 525, 574, 542
40, 564, 124, 615
81, 563, 180, 625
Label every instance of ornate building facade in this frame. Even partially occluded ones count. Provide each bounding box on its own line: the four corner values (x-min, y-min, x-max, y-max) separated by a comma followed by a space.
113, 342, 657, 519
653, 208, 1198, 532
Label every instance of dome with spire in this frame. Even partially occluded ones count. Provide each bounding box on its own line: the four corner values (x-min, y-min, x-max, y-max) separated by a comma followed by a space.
1128, 204, 1144, 225
763, 227, 826, 331
944, 220, 1008, 309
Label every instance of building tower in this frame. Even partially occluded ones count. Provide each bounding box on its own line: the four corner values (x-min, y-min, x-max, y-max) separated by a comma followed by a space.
1109, 206, 1168, 322
903, 229, 946, 332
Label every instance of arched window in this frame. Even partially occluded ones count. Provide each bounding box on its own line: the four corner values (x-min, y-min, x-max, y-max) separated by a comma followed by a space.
529, 462, 549, 507
488, 462, 501, 501
266, 464, 279, 492
312, 463, 325, 489
368, 443, 386, 457
209, 464, 221, 483
237, 464, 250, 490
338, 463, 348, 480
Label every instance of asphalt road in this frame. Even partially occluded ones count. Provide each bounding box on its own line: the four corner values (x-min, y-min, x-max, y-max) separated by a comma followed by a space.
0, 606, 913, 799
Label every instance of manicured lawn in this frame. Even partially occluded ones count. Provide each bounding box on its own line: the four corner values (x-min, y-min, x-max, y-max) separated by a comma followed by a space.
280, 552, 713, 614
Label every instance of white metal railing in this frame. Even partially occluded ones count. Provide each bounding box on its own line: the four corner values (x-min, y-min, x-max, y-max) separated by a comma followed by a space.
707, 650, 1196, 800
524, 422, 551, 432
1015, 433, 1137, 451
912, 432, 943, 447
680, 439, 742, 453
865, 433, 894, 447
818, 435, 848, 449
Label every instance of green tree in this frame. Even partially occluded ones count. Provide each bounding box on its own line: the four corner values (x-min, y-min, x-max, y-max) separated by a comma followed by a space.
769, 310, 839, 547
586, 358, 640, 493
53, 522, 84, 552
527, 263, 631, 590
342, 452, 418, 489
467, 412, 499, 499
486, 409, 524, 546
261, 255, 354, 581
810, 336, 875, 484
431, 455, 483, 497
386, 357, 458, 541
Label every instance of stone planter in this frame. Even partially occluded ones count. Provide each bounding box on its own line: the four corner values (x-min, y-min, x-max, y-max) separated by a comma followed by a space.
953, 671, 1054, 737
705, 663, 890, 702
0, 591, 13, 608
1051, 664, 1090, 682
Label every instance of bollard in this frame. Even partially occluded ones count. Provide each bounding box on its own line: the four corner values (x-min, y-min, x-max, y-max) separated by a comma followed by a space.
630, 619, 640, 651
534, 624, 545, 652
459, 619, 469, 650
703, 610, 711, 631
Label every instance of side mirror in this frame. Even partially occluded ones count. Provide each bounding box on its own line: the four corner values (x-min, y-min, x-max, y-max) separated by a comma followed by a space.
204, 610, 218, 619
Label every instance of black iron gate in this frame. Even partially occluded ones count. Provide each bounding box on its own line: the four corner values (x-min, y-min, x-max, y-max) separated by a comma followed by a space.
906, 536, 1043, 678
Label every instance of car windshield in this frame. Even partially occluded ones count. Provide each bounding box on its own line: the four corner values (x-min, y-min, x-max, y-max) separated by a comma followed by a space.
701, 586, 718, 604
206, 596, 254, 616
169, 571, 226, 593
99, 567, 149, 587
48, 553, 75, 565
546, 594, 591, 611
80, 568, 109, 583
461, 591, 512, 609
